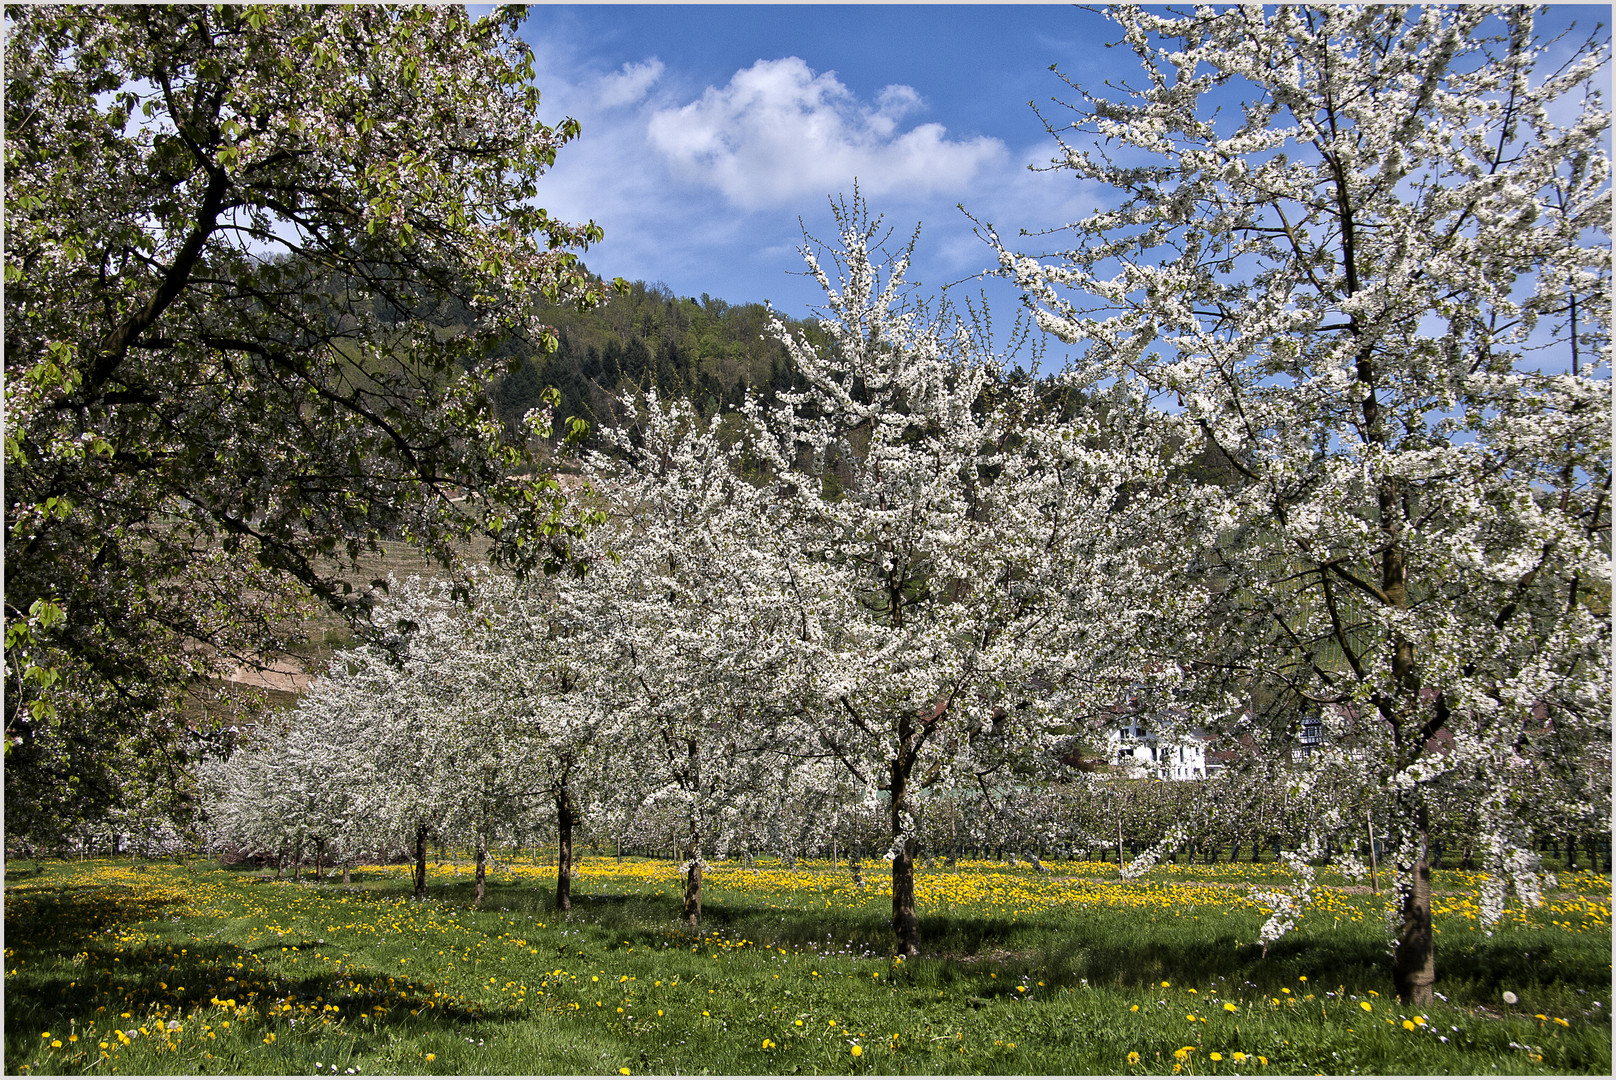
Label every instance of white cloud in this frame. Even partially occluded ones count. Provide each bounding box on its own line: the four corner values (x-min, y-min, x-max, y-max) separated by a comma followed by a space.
646, 57, 1006, 210
595, 58, 665, 110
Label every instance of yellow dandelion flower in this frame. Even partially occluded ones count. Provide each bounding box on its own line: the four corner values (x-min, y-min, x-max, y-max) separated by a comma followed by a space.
850, 1044, 863, 1057
1402, 1019, 1416, 1031
1360, 1002, 1373, 1012
425, 1054, 436, 1062
1127, 1051, 1140, 1065
1210, 1052, 1223, 1061
1223, 1003, 1238, 1013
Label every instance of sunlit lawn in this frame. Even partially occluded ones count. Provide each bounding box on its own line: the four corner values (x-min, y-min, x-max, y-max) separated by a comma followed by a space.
4, 854, 1609, 1075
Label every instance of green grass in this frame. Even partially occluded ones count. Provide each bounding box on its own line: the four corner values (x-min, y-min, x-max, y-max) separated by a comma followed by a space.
4, 856, 1609, 1075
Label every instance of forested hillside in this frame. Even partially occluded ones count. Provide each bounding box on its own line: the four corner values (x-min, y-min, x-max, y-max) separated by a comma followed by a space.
491, 280, 827, 442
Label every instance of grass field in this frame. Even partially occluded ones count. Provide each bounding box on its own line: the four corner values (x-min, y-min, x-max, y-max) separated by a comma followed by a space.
4, 855, 1609, 1075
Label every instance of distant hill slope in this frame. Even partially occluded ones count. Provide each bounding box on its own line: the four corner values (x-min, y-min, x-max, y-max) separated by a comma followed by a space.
491, 281, 826, 444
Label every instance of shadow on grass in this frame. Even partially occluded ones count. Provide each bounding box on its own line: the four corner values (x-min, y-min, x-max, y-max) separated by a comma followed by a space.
3, 878, 184, 956
205, 866, 1610, 1015
431, 885, 1608, 1011
3, 936, 508, 1061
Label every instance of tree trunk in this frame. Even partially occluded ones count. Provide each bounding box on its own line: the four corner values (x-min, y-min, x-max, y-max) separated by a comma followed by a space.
682, 841, 702, 927
413, 825, 428, 900
342, 861, 351, 886
555, 788, 574, 912
890, 746, 920, 957
1392, 819, 1435, 1006
474, 836, 488, 909
892, 842, 920, 958
1565, 833, 1578, 871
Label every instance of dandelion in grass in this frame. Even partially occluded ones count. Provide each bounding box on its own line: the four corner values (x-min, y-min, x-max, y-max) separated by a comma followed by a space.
1223, 1003, 1237, 1013
850, 1044, 863, 1057
1503, 991, 1518, 1005
1360, 1002, 1373, 1012
1127, 1051, 1140, 1065
1210, 1052, 1223, 1061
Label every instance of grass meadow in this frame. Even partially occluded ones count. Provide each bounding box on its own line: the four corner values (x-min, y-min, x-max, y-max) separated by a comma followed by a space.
4, 854, 1609, 1075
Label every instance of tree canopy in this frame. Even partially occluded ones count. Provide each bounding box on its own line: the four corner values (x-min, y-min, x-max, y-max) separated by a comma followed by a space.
4, 4, 615, 834
987, 3, 1611, 1004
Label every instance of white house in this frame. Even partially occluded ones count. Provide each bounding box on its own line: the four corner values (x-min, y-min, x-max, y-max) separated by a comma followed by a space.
1105, 719, 1212, 781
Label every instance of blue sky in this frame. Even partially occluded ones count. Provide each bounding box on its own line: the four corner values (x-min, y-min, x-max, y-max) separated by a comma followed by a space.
518, 1, 1608, 358
520, 4, 1121, 319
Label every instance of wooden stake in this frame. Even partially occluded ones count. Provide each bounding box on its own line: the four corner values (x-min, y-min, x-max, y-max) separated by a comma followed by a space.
1367, 810, 1380, 895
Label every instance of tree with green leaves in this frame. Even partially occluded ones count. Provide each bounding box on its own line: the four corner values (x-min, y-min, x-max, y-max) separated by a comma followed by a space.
4, 4, 615, 838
